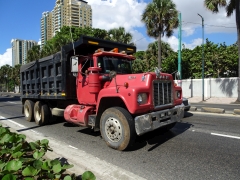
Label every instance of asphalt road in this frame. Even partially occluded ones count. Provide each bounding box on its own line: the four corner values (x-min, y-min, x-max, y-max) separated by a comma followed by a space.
191, 102, 240, 112
1, 96, 240, 180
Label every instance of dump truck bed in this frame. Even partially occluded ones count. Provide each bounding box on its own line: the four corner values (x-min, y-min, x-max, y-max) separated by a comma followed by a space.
20, 35, 136, 100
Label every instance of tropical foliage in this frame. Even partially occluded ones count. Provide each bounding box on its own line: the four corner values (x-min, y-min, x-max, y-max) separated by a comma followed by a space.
204, 0, 240, 100
0, 64, 21, 92
0, 124, 96, 180
132, 39, 238, 79
141, 0, 179, 69
26, 26, 133, 62
108, 26, 133, 44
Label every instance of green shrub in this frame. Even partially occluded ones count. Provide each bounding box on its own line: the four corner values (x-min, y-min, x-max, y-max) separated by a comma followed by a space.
0, 124, 96, 180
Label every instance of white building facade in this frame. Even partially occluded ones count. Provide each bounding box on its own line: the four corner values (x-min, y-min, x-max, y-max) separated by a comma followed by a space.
11, 39, 37, 66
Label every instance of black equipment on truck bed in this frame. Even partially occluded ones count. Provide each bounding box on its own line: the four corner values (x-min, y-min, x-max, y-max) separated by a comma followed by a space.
20, 35, 136, 100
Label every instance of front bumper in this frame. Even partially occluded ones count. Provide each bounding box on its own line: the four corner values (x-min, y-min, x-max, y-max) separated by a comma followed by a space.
134, 104, 185, 136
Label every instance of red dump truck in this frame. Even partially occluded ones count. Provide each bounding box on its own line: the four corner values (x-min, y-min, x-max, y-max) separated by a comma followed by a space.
20, 35, 184, 150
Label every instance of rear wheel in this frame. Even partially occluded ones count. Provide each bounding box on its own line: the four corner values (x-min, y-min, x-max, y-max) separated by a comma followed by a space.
34, 101, 50, 126
100, 107, 136, 151
24, 100, 34, 122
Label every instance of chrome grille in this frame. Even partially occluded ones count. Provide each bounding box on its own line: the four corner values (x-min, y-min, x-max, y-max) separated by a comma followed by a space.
153, 81, 172, 107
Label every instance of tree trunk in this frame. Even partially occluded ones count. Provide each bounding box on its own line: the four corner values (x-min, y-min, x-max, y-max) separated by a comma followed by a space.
236, 0, 240, 101
158, 34, 162, 69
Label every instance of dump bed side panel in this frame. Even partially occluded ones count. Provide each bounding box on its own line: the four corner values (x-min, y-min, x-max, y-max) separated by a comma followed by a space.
20, 52, 76, 100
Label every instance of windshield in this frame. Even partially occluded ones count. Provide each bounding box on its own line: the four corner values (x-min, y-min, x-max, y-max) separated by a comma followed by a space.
97, 56, 132, 74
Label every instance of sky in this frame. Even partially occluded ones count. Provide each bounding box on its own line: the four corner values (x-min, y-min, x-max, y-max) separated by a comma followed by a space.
0, 0, 237, 68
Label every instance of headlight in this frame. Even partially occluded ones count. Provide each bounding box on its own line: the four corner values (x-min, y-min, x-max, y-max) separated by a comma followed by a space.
137, 93, 148, 105
176, 91, 181, 99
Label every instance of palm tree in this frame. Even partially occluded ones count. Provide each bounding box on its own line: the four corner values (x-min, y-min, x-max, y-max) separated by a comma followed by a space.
0, 65, 12, 92
141, 0, 179, 69
204, 0, 240, 101
12, 64, 21, 93
108, 27, 133, 44
145, 41, 174, 71
26, 45, 41, 63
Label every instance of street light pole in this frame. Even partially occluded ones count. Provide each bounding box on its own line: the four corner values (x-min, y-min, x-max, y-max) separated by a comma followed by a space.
178, 12, 182, 80
5, 74, 8, 92
198, 13, 204, 101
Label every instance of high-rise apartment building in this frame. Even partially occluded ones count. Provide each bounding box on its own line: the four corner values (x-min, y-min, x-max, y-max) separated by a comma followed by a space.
41, 0, 92, 46
41, 12, 53, 47
11, 39, 38, 66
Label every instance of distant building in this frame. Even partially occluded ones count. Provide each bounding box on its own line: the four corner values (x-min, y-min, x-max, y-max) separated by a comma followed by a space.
11, 39, 38, 66
41, 0, 92, 46
41, 11, 53, 47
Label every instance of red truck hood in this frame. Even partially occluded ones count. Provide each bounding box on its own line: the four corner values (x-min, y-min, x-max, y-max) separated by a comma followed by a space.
98, 72, 179, 114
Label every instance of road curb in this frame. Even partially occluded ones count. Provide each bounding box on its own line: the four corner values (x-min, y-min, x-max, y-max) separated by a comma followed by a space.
233, 109, 240, 115
0, 94, 9, 97
201, 107, 225, 114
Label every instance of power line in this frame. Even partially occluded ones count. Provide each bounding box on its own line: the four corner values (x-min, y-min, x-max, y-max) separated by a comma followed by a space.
182, 21, 236, 28
205, 24, 236, 28
134, 37, 144, 43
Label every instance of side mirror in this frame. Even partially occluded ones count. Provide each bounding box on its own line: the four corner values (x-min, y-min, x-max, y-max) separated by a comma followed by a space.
109, 71, 117, 79
176, 71, 180, 79
71, 56, 78, 73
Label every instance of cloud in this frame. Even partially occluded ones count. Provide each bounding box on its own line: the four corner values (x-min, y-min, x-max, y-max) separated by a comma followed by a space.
130, 29, 154, 50
87, 0, 235, 52
162, 36, 202, 51
0, 48, 12, 68
38, 39, 41, 45
185, 38, 202, 49
88, 0, 151, 50
173, 0, 235, 35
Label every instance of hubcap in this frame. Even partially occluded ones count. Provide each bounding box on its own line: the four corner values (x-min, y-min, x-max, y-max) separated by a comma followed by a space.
24, 106, 29, 117
105, 117, 122, 142
35, 106, 41, 122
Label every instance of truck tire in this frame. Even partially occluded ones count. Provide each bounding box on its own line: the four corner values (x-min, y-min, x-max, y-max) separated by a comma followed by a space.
100, 107, 136, 151
24, 100, 34, 122
34, 101, 49, 126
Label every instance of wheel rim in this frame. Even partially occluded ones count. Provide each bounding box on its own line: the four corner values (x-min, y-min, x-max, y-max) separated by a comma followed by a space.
105, 117, 122, 142
35, 106, 41, 122
24, 105, 29, 117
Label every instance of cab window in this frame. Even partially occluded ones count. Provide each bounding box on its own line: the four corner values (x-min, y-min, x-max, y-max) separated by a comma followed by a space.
81, 58, 93, 75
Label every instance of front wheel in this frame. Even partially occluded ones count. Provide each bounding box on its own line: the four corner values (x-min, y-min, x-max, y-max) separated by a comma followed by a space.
100, 107, 136, 151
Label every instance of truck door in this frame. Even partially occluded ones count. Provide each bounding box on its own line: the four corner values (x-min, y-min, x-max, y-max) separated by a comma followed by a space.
76, 58, 97, 105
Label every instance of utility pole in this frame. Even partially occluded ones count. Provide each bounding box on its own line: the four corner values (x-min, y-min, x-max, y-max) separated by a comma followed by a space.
198, 13, 204, 101
178, 12, 182, 80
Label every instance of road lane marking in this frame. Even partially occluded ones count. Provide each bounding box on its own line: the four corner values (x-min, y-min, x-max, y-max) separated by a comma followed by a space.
31, 130, 40, 134
211, 133, 240, 139
69, 145, 78, 149
190, 111, 240, 117
8, 120, 26, 128
7, 101, 17, 104
1, 116, 41, 135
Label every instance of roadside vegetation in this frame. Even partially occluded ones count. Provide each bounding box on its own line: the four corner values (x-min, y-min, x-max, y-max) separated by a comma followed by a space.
0, 124, 96, 180
203, 0, 240, 101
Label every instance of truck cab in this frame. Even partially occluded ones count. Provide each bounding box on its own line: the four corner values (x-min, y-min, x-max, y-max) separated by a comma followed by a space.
65, 45, 184, 150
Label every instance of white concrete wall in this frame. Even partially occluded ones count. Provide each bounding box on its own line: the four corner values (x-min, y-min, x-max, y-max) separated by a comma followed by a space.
180, 77, 239, 98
